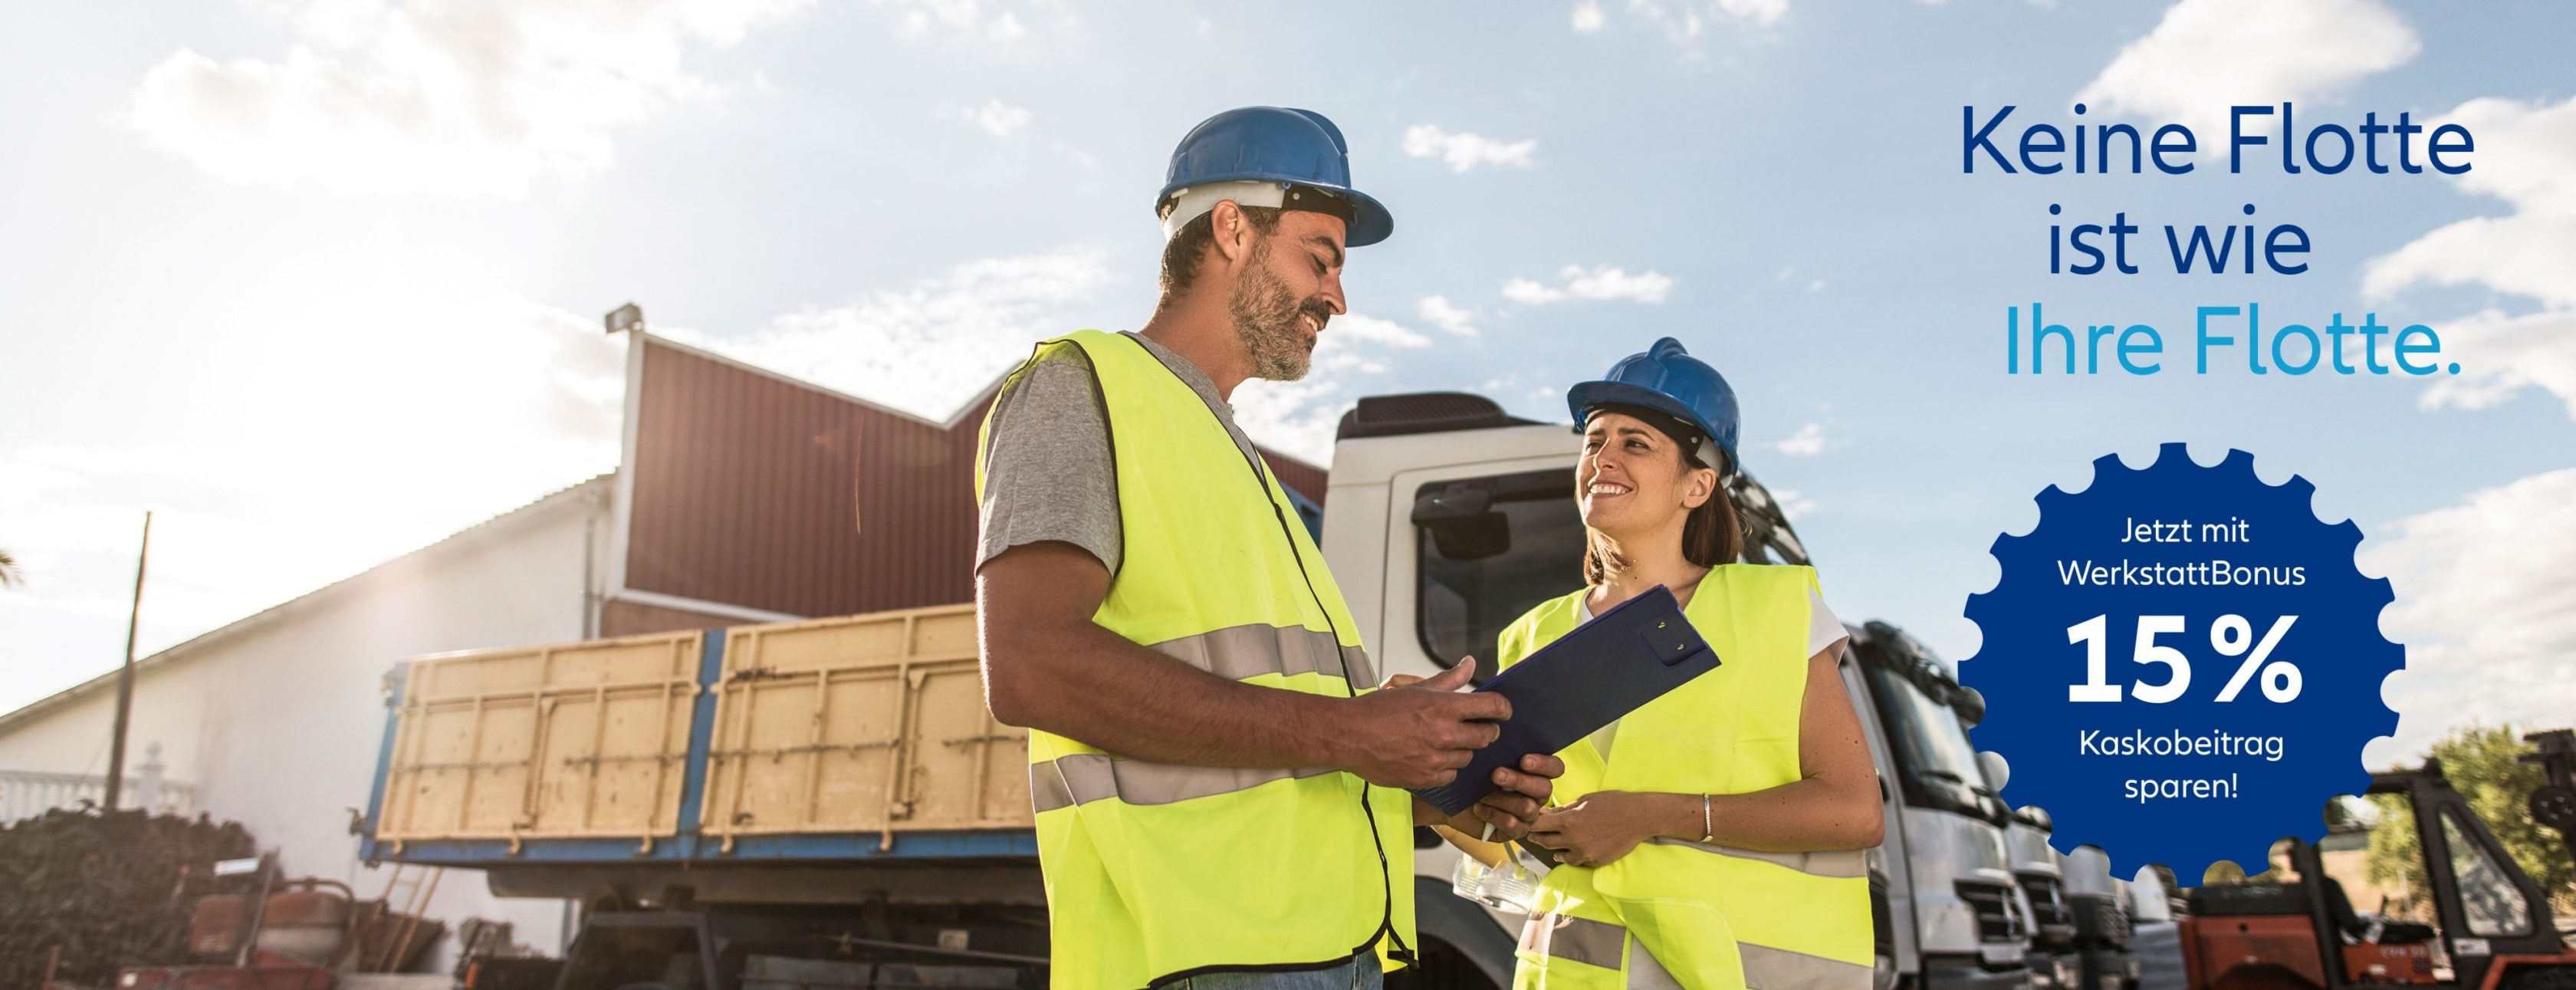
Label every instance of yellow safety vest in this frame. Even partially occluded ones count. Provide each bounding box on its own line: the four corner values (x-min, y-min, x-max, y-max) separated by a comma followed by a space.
1500, 567, 1872, 990
974, 331, 1416, 989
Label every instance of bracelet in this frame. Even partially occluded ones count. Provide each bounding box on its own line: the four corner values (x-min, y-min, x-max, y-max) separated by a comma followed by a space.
1700, 793, 1714, 844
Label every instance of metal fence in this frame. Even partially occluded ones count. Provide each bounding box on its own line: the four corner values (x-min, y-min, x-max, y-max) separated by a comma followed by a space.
0, 744, 199, 824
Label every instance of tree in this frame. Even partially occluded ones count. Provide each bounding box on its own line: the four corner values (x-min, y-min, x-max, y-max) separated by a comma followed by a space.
2366, 725, 2576, 914
0, 547, 20, 588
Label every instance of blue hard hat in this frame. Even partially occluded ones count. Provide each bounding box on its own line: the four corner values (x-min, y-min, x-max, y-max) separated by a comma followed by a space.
1566, 337, 1743, 475
1157, 107, 1393, 247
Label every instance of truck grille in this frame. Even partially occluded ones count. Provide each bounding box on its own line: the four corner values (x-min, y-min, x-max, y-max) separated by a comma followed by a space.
2072, 893, 2134, 944
1957, 880, 2026, 942
2019, 875, 2074, 939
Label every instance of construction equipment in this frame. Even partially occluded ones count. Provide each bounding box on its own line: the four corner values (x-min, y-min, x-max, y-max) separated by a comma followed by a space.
2177, 729, 2576, 990
114, 853, 344, 990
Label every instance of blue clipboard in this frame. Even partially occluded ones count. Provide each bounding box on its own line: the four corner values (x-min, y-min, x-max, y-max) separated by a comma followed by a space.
1410, 584, 1720, 817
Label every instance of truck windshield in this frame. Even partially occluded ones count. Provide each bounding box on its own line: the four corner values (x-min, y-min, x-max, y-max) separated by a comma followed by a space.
1414, 468, 1817, 680
1861, 655, 1999, 821
1417, 469, 1586, 678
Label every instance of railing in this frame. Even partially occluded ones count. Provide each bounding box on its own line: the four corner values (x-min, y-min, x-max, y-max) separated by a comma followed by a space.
0, 744, 199, 823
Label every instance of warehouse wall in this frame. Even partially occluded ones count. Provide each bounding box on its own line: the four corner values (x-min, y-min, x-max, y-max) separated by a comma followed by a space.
0, 477, 613, 965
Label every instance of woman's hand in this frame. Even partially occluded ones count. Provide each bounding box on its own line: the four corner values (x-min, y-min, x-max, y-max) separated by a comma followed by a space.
1526, 790, 1674, 868
1388, 666, 1565, 841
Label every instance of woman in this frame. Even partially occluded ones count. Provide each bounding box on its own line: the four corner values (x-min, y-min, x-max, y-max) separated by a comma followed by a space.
1498, 337, 1883, 990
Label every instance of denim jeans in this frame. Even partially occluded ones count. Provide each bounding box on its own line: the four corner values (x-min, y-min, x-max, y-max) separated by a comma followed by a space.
1150, 949, 1383, 990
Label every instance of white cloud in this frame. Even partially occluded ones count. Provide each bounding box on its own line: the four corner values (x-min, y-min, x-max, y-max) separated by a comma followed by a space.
1418, 295, 1482, 337
1503, 278, 1566, 305
1506, 264, 1674, 305
1774, 421, 1838, 457
123, 0, 811, 197
2364, 95, 2576, 308
1769, 488, 1818, 520
945, 98, 1034, 137
1229, 377, 1351, 469
1326, 314, 1432, 352
1611, 0, 1789, 39
2074, 0, 2417, 154
2410, 308, 2576, 420
669, 247, 1113, 423
1231, 313, 1432, 463
2360, 469, 2576, 761
887, 0, 1069, 42
1402, 125, 1538, 173
2358, 94, 2576, 421
1572, 2, 1607, 32
0, 282, 629, 712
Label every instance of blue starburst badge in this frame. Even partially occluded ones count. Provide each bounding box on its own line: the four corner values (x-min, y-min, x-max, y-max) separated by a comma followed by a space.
1961, 444, 2404, 878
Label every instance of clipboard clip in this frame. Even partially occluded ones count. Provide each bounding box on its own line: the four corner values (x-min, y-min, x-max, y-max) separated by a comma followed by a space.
1640, 616, 1713, 668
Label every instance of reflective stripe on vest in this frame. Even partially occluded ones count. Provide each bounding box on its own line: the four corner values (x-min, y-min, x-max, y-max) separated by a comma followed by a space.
1030, 754, 1342, 812
974, 331, 1413, 989
1150, 622, 1378, 686
1520, 913, 1625, 970
1642, 837, 1871, 879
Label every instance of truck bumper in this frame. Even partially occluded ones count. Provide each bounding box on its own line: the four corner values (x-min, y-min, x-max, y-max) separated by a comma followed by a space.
1927, 954, 2037, 990
2082, 948, 2140, 990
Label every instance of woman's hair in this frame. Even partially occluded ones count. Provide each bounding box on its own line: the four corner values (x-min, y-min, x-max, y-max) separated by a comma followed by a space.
1581, 415, 1744, 585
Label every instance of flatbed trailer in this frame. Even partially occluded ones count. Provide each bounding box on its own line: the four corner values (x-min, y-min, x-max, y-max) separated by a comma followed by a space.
357, 605, 1049, 988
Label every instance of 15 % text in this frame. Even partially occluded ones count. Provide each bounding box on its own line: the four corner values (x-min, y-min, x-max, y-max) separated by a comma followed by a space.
2067, 614, 2302, 703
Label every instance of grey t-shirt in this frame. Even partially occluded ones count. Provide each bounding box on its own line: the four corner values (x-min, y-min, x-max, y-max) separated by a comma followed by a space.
976, 331, 1265, 574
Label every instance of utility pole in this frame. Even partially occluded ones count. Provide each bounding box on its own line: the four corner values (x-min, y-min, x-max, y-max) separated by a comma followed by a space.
103, 511, 152, 811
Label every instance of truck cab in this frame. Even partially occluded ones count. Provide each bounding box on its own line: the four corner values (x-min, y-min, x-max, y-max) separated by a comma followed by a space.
2009, 809, 2082, 990
2061, 844, 2143, 990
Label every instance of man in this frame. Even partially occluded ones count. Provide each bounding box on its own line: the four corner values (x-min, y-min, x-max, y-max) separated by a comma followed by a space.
975, 106, 1561, 989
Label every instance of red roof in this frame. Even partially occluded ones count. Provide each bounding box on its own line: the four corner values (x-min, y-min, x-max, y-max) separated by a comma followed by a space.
611, 335, 1327, 631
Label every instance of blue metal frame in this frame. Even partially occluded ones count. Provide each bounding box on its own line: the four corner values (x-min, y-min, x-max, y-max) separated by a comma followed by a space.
356, 662, 408, 863
356, 630, 1038, 868
672, 629, 727, 858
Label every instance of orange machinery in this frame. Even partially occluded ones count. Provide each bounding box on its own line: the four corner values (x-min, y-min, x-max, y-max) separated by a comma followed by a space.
2180, 730, 2576, 990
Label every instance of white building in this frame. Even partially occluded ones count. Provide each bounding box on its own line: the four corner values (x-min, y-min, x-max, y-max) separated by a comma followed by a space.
0, 474, 616, 962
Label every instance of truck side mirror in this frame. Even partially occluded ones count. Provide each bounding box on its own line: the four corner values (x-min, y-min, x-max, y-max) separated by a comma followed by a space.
1413, 485, 1512, 561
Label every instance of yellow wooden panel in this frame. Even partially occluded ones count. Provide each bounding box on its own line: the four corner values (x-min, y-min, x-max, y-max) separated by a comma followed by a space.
701, 604, 1031, 851
378, 630, 701, 846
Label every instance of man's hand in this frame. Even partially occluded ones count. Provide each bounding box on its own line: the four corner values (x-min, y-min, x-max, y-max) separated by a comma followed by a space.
1414, 752, 1564, 841
1326, 660, 1510, 788
1526, 791, 1671, 868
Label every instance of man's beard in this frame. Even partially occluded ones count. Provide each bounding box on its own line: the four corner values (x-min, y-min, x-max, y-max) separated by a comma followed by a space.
1227, 242, 1328, 382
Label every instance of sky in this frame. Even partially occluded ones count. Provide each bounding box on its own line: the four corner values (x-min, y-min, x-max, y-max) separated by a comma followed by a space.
2, 0, 2571, 771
